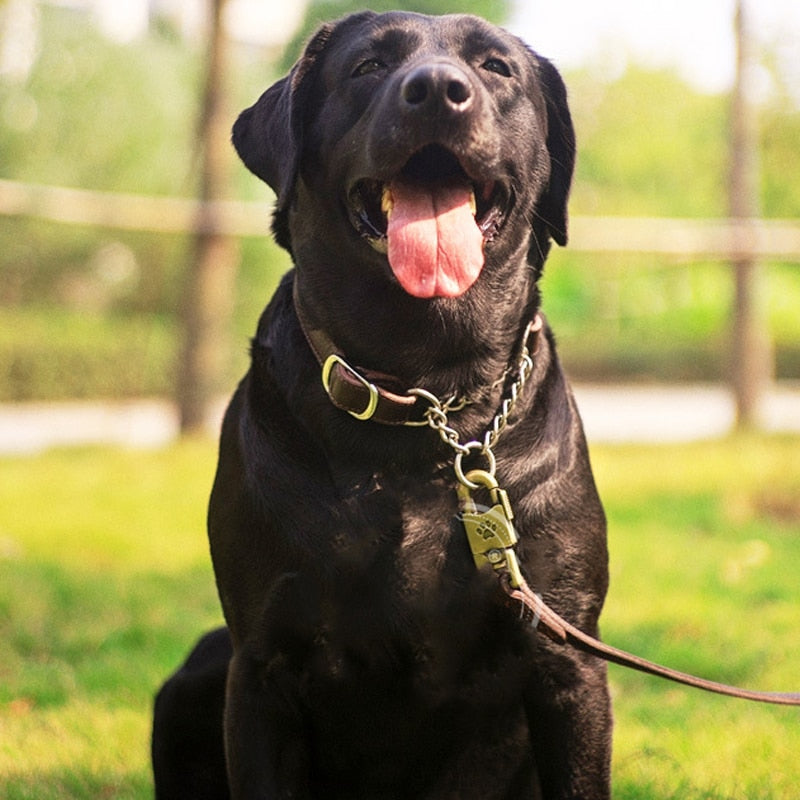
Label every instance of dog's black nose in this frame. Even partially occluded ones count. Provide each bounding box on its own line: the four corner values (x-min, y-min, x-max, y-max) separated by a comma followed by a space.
401, 62, 473, 114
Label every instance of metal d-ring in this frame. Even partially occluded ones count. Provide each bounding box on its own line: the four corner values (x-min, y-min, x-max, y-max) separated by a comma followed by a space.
321, 354, 379, 421
454, 443, 497, 489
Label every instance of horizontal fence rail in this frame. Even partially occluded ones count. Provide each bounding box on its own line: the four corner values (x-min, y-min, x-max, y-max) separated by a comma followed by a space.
0, 178, 269, 236
1, 179, 800, 259
568, 215, 800, 259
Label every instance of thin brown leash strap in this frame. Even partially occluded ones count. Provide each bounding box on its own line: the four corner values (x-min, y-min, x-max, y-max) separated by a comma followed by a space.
502, 576, 800, 707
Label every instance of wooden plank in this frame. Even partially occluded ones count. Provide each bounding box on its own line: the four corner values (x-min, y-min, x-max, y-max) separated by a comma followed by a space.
567, 216, 800, 259
1, 179, 800, 259
0, 178, 272, 236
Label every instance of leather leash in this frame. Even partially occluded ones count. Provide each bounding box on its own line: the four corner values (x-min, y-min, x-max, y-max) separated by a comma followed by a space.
291, 285, 800, 707
501, 574, 800, 706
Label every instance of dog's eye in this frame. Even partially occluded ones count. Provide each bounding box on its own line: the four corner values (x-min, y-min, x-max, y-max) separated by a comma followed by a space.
481, 58, 512, 78
352, 59, 386, 78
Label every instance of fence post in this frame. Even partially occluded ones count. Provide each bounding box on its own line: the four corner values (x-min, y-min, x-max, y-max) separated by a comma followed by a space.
729, 0, 772, 428
175, 0, 239, 434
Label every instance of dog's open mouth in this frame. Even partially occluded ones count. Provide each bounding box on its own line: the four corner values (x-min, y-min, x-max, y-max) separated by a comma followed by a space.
348, 145, 509, 298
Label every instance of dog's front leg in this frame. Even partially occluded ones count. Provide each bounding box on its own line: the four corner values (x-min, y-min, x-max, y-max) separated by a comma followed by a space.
526, 658, 612, 800
225, 650, 310, 800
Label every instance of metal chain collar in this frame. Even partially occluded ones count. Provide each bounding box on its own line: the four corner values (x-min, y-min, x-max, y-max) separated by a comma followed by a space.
409, 325, 536, 490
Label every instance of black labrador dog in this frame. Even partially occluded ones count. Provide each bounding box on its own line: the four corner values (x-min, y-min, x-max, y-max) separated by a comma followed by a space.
153, 11, 612, 799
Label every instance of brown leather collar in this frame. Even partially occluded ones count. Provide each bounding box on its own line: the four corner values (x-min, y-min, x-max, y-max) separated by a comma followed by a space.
290, 285, 800, 706
293, 282, 542, 426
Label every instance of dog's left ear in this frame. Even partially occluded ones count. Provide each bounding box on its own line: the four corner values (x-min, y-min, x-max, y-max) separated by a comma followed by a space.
232, 24, 334, 249
533, 55, 576, 247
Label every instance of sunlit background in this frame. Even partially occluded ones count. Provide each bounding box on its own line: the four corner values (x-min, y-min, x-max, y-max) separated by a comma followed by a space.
511, 0, 800, 96
0, 0, 798, 446
1, 4, 800, 799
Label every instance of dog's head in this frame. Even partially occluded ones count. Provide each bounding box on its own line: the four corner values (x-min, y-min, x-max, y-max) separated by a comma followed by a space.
234, 11, 574, 304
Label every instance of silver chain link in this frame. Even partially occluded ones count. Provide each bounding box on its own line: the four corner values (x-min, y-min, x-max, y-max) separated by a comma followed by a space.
409, 340, 535, 489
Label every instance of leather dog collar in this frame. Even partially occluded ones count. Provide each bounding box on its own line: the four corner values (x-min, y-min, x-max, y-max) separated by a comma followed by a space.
292, 280, 542, 426
290, 284, 800, 707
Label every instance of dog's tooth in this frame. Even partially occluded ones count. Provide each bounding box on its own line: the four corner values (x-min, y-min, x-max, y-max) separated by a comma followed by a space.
470, 190, 477, 216
381, 187, 393, 217
370, 237, 388, 254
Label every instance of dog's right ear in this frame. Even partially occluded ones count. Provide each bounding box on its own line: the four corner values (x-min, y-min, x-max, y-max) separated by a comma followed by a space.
533, 54, 576, 249
232, 24, 334, 250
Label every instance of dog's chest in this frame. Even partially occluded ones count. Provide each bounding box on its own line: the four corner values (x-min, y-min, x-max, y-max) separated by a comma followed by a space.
324, 471, 467, 590
283, 475, 527, 695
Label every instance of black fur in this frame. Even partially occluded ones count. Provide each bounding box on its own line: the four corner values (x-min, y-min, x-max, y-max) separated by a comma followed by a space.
153, 11, 611, 799
152, 628, 232, 800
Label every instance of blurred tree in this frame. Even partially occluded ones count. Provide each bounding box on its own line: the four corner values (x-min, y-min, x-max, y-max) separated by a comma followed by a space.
729, 0, 771, 428
175, 0, 239, 433
2, 0, 799, 403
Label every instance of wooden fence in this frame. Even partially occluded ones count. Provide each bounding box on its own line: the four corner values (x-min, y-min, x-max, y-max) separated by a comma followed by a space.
1, 178, 798, 427
0, 180, 800, 262
2, 178, 800, 259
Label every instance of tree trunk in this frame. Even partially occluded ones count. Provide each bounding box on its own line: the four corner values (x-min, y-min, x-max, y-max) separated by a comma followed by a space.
175, 0, 239, 434
729, 0, 771, 429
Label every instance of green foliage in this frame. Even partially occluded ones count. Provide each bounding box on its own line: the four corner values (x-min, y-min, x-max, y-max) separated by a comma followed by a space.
0, 8, 203, 340
0, 5, 296, 403
0, 5, 289, 311
0, 8, 200, 194
566, 64, 800, 219
0, 306, 176, 401
539, 65, 800, 383
0, 436, 799, 796
566, 67, 730, 217
541, 255, 800, 382
0, 6, 799, 400
761, 104, 800, 217
0, 238, 289, 403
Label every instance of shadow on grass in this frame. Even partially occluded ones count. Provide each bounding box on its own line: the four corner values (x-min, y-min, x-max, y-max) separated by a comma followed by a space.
1, 767, 151, 800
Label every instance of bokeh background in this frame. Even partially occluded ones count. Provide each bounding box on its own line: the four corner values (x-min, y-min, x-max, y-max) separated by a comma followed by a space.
1, 0, 798, 430
1, 2, 799, 798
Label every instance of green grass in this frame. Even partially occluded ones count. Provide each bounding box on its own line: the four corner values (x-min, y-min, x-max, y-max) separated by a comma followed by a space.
1, 435, 799, 797
0, 441, 223, 798
593, 435, 800, 799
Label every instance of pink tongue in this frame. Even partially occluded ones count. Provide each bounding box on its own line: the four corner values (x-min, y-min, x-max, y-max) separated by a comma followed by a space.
386, 178, 484, 298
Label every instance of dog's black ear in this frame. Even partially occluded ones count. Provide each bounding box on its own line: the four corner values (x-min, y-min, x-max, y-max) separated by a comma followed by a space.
534, 55, 576, 247
232, 76, 295, 201
232, 24, 334, 248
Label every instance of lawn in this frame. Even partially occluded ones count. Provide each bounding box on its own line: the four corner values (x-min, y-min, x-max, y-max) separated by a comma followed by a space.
0, 434, 798, 798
